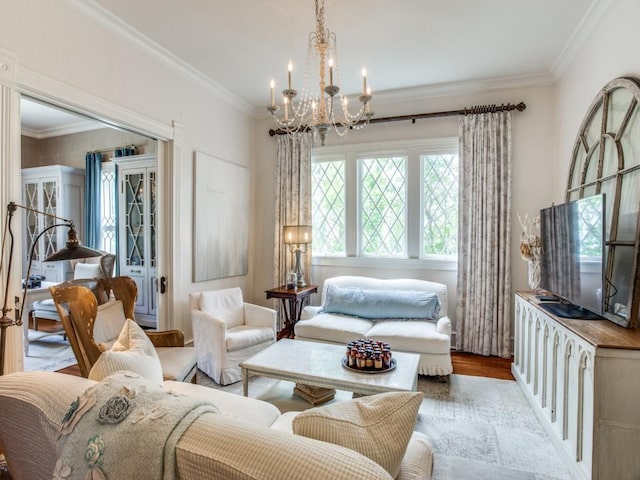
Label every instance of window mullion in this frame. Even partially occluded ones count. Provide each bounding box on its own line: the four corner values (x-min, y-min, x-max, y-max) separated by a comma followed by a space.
345, 151, 358, 256
406, 149, 420, 259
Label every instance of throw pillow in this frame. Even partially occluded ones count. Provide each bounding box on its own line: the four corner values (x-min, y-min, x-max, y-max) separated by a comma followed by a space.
322, 285, 441, 320
73, 262, 103, 280
94, 300, 127, 351
89, 319, 163, 385
292, 391, 423, 477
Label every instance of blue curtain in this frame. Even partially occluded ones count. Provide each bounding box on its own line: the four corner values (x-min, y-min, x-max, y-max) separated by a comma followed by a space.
84, 152, 103, 249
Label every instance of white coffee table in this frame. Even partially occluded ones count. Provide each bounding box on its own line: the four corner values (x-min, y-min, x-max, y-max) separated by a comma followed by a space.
240, 339, 419, 397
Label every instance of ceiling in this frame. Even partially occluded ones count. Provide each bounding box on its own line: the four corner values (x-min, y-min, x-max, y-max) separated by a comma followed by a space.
22, 0, 602, 132
21, 98, 105, 139
91, 0, 599, 108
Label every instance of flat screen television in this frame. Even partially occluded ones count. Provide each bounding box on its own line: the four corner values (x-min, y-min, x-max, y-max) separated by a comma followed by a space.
538, 194, 605, 319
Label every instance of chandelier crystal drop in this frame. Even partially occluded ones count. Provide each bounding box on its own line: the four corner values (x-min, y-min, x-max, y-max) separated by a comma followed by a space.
267, 0, 373, 146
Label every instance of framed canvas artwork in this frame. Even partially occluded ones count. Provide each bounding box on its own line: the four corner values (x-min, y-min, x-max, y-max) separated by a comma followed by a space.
193, 151, 249, 281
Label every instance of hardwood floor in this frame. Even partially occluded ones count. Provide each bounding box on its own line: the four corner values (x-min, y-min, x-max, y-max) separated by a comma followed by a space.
28, 317, 62, 333
56, 351, 514, 380
451, 351, 514, 380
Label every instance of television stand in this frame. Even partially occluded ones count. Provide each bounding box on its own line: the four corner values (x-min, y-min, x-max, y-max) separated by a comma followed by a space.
537, 301, 601, 320
514, 292, 640, 479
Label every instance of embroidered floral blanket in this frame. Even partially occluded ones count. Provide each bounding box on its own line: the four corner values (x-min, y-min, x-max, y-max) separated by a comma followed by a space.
53, 371, 219, 480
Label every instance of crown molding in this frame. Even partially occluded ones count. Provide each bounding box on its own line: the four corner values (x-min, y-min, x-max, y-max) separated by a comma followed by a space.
253, 72, 553, 119
551, 0, 618, 78
373, 73, 555, 106
64, 0, 254, 116
21, 120, 105, 139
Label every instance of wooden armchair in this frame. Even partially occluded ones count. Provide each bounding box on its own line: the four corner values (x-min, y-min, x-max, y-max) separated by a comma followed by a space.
101, 276, 188, 348
50, 276, 197, 382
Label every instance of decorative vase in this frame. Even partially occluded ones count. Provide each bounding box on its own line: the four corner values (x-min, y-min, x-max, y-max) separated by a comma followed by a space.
528, 260, 541, 291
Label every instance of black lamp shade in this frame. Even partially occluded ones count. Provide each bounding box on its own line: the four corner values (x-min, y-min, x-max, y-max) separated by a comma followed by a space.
43, 226, 102, 262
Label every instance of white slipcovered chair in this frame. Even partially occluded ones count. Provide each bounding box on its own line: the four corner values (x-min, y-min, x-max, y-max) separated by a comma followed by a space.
190, 287, 277, 385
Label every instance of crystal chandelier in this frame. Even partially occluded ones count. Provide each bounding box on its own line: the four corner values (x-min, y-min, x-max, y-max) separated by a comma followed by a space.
267, 0, 373, 146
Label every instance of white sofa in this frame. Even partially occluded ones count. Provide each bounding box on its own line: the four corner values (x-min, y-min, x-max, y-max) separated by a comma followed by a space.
0, 371, 434, 480
295, 276, 453, 376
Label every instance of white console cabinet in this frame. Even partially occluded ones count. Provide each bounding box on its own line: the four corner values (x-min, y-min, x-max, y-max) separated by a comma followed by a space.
21, 165, 85, 282
513, 292, 640, 479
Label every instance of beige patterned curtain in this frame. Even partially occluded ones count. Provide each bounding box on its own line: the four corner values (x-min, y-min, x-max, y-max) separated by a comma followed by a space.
273, 132, 313, 325
456, 111, 512, 358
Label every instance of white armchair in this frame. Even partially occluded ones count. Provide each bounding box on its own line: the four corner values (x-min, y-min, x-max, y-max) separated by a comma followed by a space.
190, 287, 277, 385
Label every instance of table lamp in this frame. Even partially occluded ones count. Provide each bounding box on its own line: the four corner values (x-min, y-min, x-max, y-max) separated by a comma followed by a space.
0, 202, 102, 375
283, 225, 312, 288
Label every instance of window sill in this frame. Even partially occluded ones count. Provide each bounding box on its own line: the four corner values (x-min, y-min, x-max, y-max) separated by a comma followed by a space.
311, 256, 457, 271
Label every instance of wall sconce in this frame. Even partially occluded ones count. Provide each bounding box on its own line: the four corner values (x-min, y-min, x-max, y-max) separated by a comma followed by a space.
0, 202, 102, 375
283, 225, 312, 288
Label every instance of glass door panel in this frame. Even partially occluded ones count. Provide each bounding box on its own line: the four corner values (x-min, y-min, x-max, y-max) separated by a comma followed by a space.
124, 172, 145, 267
42, 180, 58, 258
23, 182, 39, 262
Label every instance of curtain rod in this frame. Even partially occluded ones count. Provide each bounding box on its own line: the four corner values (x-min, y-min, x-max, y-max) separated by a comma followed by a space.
268, 101, 526, 137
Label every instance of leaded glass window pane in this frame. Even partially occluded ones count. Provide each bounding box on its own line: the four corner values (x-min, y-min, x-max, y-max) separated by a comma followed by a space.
100, 167, 117, 254
312, 159, 346, 255
422, 154, 458, 256
359, 156, 406, 257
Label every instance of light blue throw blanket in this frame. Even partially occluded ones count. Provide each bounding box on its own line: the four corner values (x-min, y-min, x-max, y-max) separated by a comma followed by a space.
53, 371, 219, 480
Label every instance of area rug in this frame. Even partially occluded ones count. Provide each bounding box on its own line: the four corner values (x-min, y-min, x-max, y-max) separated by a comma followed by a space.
23, 330, 76, 372
197, 371, 571, 480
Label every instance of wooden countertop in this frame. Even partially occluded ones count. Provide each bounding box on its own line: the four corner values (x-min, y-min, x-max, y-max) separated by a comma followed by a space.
517, 291, 640, 350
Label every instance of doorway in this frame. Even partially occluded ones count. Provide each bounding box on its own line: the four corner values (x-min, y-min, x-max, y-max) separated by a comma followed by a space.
20, 96, 160, 371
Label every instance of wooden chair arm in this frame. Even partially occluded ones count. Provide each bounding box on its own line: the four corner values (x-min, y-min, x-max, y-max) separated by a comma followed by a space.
146, 330, 185, 347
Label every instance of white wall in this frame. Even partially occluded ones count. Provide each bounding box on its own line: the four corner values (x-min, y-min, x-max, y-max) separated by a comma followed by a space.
0, 0, 255, 352
555, 0, 640, 202
251, 85, 557, 334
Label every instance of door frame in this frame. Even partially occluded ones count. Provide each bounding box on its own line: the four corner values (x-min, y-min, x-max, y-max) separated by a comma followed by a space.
0, 58, 178, 371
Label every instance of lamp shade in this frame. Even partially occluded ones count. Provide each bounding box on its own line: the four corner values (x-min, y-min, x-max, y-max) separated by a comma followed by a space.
283, 225, 312, 245
43, 226, 103, 262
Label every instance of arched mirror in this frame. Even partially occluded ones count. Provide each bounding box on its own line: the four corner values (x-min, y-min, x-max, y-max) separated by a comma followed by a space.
567, 77, 640, 329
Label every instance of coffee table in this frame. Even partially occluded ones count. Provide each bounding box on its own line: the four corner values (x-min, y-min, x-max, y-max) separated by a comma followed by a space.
240, 339, 419, 397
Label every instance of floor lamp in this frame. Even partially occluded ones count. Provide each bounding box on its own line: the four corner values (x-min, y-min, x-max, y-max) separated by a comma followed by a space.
0, 201, 102, 375
283, 225, 312, 288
